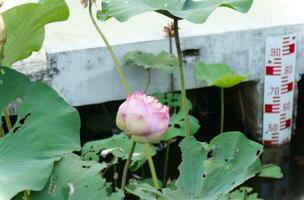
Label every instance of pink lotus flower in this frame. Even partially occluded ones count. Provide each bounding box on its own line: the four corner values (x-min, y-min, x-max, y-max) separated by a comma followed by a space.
116, 92, 170, 143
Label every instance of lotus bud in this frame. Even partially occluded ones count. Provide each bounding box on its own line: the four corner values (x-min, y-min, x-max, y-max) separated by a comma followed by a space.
116, 92, 170, 143
80, 0, 96, 8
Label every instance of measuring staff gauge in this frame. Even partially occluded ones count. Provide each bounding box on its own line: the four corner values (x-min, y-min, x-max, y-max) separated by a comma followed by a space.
263, 34, 296, 147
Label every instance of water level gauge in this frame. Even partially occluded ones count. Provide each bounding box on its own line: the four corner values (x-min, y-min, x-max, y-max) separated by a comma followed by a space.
263, 34, 296, 147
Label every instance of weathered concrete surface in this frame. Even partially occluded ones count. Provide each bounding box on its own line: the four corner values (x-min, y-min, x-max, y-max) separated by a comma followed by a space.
47, 24, 304, 106
2, 0, 304, 106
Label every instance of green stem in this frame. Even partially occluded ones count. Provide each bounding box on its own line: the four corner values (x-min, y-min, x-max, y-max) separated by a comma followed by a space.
163, 143, 170, 186
169, 29, 174, 92
88, 0, 130, 95
162, 32, 174, 187
23, 191, 30, 200
144, 144, 160, 189
121, 141, 136, 193
0, 125, 4, 137
4, 107, 12, 131
88, 1, 160, 191
220, 88, 224, 133
144, 68, 151, 94
173, 18, 190, 137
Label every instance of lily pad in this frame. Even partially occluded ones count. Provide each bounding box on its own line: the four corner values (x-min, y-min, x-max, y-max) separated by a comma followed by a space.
97, 9, 112, 22
226, 187, 262, 200
0, 67, 80, 199
154, 92, 200, 141
31, 154, 123, 200
258, 164, 283, 179
102, 0, 253, 24
195, 63, 249, 88
1, 0, 69, 66
81, 133, 156, 171
162, 132, 263, 200
123, 51, 177, 73
126, 179, 162, 200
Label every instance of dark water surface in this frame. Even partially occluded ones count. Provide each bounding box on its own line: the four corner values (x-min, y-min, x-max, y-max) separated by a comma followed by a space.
245, 142, 304, 200
247, 78, 304, 200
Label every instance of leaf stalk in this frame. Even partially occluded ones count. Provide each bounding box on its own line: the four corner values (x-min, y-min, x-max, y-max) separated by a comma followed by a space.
173, 18, 190, 137
121, 141, 136, 193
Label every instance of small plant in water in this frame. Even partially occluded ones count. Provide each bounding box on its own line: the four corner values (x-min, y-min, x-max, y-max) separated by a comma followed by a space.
195, 63, 249, 133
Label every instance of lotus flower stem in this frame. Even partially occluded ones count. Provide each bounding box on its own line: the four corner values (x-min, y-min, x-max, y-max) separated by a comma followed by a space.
144, 144, 160, 189
88, 0, 130, 95
88, 1, 161, 192
3, 107, 12, 131
121, 141, 136, 193
173, 18, 190, 137
220, 88, 224, 133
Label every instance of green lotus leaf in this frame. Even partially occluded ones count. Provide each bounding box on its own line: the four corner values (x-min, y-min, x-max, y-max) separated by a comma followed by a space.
97, 9, 112, 22
1, 0, 69, 66
123, 51, 177, 73
225, 187, 262, 200
102, 0, 253, 24
81, 133, 156, 171
162, 132, 263, 200
195, 63, 249, 88
154, 93, 200, 141
258, 164, 283, 179
0, 67, 80, 199
31, 154, 123, 200
126, 179, 162, 200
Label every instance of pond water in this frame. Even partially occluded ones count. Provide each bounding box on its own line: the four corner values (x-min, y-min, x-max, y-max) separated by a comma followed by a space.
247, 76, 304, 200
246, 142, 304, 200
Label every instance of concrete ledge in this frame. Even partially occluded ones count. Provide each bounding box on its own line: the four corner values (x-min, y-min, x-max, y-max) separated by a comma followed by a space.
7, 0, 304, 106
46, 24, 304, 106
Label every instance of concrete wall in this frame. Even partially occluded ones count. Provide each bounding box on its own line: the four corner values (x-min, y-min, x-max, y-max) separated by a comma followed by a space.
47, 25, 304, 106
3, 0, 303, 106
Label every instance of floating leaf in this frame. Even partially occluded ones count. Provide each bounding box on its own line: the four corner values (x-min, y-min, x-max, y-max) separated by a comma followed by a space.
226, 187, 262, 200
1, 0, 69, 66
102, 0, 253, 24
258, 164, 283, 179
154, 93, 200, 141
195, 63, 249, 88
97, 9, 112, 22
81, 133, 156, 171
162, 132, 263, 200
0, 67, 80, 199
136, 178, 163, 189
126, 179, 162, 200
0, 66, 31, 110
31, 154, 123, 200
123, 51, 177, 73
